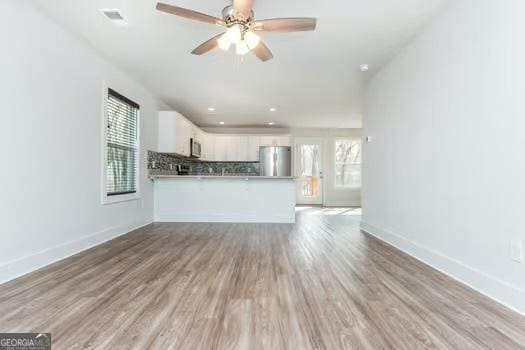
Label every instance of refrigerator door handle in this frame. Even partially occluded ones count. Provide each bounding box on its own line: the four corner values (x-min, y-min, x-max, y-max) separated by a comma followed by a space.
273, 149, 278, 177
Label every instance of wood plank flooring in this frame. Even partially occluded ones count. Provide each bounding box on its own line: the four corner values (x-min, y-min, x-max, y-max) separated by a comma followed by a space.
0, 207, 524, 349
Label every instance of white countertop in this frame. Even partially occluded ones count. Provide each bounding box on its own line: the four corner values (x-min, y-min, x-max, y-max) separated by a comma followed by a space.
149, 174, 296, 180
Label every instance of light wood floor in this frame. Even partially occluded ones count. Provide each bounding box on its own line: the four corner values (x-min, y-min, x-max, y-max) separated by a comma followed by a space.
1, 207, 524, 349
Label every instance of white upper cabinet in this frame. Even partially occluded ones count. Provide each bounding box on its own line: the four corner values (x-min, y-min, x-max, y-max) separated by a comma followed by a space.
215, 135, 262, 162
213, 136, 229, 161
214, 135, 239, 161
247, 136, 260, 161
235, 136, 250, 161
201, 133, 215, 161
158, 111, 290, 162
225, 136, 237, 161
158, 111, 192, 156
157, 111, 178, 153
157, 111, 194, 156
175, 116, 192, 156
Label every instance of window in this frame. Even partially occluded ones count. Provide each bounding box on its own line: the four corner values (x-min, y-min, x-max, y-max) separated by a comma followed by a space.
105, 88, 139, 198
335, 138, 362, 188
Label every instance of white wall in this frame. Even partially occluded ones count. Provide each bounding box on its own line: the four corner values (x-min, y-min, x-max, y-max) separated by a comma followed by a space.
362, 0, 525, 314
1, 0, 165, 282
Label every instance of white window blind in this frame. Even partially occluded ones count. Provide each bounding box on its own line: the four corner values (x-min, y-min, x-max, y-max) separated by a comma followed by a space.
106, 88, 139, 196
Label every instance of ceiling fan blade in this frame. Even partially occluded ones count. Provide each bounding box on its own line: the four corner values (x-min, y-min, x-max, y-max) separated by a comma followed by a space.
156, 2, 225, 26
252, 41, 273, 62
233, 0, 254, 21
191, 33, 224, 55
253, 18, 317, 32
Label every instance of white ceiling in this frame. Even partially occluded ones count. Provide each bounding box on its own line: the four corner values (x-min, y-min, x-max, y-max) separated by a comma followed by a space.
34, 0, 446, 128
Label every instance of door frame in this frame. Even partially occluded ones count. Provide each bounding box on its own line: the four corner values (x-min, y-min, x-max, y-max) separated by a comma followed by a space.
294, 137, 324, 205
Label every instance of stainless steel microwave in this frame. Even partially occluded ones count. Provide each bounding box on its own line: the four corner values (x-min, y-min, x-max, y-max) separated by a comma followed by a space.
190, 138, 201, 158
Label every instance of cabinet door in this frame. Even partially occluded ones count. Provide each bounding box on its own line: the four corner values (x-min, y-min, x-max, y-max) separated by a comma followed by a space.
175, 117, 191, 156
214, 136, 228, 161
235, 136, 249, 161
203, 133, 214, 161
247, 136, 260, 161
174, 117, 184, 155
157, 112, 177, 153
225, 136, 237, 161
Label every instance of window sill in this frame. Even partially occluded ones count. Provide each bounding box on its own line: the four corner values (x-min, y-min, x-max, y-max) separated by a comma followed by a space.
102, 192, 141, 205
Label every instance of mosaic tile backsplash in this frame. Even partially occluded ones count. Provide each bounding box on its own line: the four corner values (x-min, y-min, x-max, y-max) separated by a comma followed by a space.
148, 151, 260, 175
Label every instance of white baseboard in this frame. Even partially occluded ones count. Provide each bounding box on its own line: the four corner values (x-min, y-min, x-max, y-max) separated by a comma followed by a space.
360, 222, 525, 316
0, 219, 153, 284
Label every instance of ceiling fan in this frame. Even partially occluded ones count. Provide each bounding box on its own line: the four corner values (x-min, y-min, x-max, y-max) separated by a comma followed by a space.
156, 0, 317, 62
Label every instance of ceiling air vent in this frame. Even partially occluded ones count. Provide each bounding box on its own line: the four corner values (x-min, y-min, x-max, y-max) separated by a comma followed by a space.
100, 9, 128, 26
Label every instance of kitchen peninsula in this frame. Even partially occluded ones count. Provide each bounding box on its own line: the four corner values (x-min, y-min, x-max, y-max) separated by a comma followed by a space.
151, 174, 296, 223
151, 111, 297, 223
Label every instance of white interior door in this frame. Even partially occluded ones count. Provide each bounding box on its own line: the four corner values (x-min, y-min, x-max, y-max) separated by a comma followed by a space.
295, 137, 323, 205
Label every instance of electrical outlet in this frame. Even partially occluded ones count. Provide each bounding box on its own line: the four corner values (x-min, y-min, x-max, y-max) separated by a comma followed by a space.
510, 240, 523, 263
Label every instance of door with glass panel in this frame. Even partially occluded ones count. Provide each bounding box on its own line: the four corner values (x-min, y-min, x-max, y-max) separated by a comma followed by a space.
295, 138, 323, 205
334, 138, 362, 189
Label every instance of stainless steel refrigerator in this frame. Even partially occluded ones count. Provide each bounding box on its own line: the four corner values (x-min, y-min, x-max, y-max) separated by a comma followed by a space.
259, 146, 292, 177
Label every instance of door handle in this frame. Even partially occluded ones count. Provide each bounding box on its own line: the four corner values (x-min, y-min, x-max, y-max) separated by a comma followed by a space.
273, 149, 278, 177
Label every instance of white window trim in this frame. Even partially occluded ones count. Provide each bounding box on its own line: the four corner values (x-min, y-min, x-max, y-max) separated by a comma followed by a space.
334, 137, 362, 189
101, 81, 141, 205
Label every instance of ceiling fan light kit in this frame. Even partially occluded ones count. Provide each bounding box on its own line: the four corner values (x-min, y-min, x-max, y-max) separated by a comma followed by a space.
225, 24, 243, 45
244, 30, 261, 49
156, 0, 317, 62
217, 34, 232, 51
236, 41, 250, 55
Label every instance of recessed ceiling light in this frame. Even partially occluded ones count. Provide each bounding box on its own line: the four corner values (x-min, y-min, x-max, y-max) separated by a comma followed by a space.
360, 64, 369, 72
269, 107, 277, 112
219, 121, 225, 125
207, 107, 215, 112
268, 122, 275, 126
100, 9, 128, 27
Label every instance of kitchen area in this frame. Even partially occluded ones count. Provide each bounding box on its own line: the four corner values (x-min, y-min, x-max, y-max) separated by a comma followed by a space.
149, 111, 297, 223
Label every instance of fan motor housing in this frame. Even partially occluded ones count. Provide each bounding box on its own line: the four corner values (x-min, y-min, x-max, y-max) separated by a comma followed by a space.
222, 5, 253, 23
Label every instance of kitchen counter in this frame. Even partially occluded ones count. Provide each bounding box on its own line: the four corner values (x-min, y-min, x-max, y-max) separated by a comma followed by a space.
152, 172, 297, 223
149, 174, 296, 180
